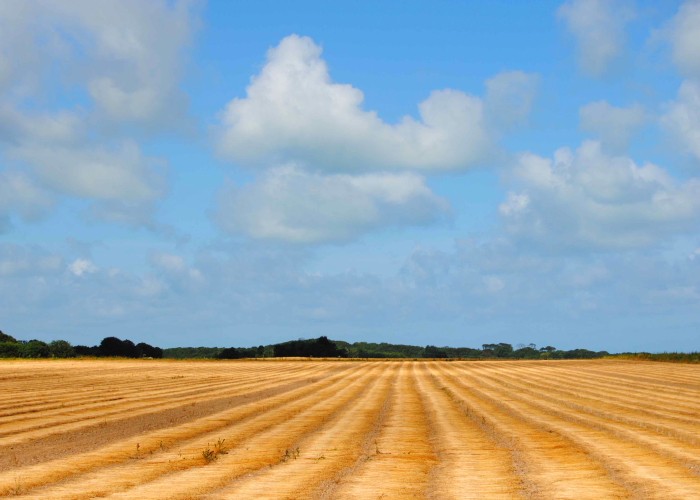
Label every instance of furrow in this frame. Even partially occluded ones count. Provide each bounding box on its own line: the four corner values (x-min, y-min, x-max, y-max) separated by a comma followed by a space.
98, 363, 384, 499
414, 362, 524, 499
331, 362, 439, 499
476, 365, 700, 449
0, 363, 340, 468
433, 363, 630, 499
449, 364, 700, 499
207, 363, 397, 499
3, 362, 354, 498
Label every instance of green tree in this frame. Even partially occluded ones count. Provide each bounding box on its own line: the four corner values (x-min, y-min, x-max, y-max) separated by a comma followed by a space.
0, 342, 21, 357
19, 340, 51, 358
0, 330, 17, 343
49, 340, 76, 358
482, 343, 513, 358
423, 345, 448, 358
218, 347, 243, 359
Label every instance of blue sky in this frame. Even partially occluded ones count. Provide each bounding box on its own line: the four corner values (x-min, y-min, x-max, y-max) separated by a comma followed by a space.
2, 0, 700, 352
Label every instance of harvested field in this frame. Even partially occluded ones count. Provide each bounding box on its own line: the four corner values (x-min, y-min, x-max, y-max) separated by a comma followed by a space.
1, 359, 698, 499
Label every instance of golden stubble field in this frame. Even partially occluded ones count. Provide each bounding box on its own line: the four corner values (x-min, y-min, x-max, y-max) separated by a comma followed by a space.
0, 359, 698, 499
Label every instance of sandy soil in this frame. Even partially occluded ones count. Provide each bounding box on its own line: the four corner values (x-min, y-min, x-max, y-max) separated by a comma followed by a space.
0, 358, 698, 499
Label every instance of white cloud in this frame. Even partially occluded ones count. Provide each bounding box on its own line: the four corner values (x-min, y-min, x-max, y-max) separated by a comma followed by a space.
0, 0, 197, 127
214, 35, 539, 246
217, 35, 504, 172
558, 0, 633, 76
216, 166, 450, 244
69, 258, 98, 277
0, 105, 83, 145
661, 80, 700, 162
579, 100, 645, 152
665, 0, 700, 78
500, 141, 700, 249
0, 0, 197, 230
10, 141, 164, 203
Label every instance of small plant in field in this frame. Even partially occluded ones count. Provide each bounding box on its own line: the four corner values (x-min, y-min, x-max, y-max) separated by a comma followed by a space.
202, 447, 216, 463
202, 438, 229, 463
10, 476, 23, 496
215, 438, 229, 455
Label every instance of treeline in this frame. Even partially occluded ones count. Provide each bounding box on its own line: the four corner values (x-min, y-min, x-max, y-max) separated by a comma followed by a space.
0, 331, 162, 359
5, 328, 694, 362
163, 338, 609, 360
0, 331, 76, 358
338, 341, 609, 360
74, 337, 163, 358
164, 336, 347, 359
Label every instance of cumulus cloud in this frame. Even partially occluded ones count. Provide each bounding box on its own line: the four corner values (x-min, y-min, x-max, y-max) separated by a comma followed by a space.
0, 0, 197, 230
0, 105, 83, 145
216, 166, 449, 244
558, 0, 633, 76
500, 141, 700, 249
579, 101, 645, 152
11, 141, 164, 203
213, 35, 541, 245
217, 35, 511, 172
661, 80, 700, 162
68, 258, 98, 277
0, 0, 197, 127
665, 0, 700, 78
659, 2, 700, 164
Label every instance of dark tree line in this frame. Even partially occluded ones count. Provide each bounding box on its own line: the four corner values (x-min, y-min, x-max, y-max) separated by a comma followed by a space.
164, 339, 610, 360
1, 328, 614, 361
272, 336, 348, 358
218, 345, 265, 359
74, 337, 163, 358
